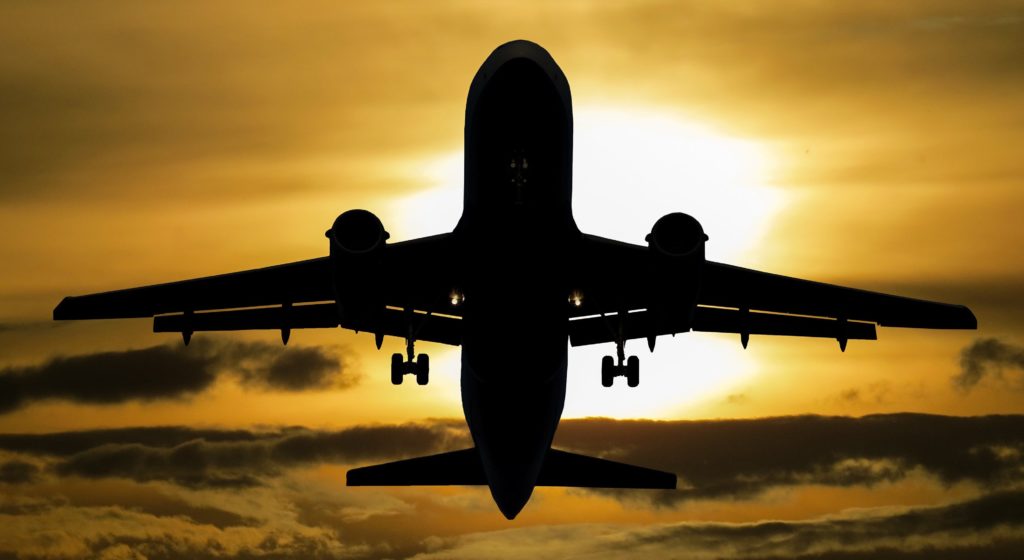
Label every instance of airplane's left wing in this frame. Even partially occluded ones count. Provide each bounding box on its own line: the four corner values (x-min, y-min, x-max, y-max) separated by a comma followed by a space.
54, 257, 334, 319
54, 232, 463, 346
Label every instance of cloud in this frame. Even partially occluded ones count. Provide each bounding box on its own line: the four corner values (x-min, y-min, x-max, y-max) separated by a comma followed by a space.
0, 460, 38, 484
0, 423, 467, 488
415, 490, 1024, 560
1, 414, 1021, 499
956, 337, 1024, 391
836, 381, 891, 404
0, 415, 1021, 558
0, 339, 353, 414
553, 414, 1024, 503
0, 499, 359, 560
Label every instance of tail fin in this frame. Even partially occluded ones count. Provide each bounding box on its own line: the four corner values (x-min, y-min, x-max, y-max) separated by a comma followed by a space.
347, 447, 675, 489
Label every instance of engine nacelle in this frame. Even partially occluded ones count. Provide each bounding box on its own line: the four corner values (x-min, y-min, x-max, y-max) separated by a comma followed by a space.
644, 213, 706, 335
328, 209, 389, 255
645, 212, 706, 259
327, 210, 389, 334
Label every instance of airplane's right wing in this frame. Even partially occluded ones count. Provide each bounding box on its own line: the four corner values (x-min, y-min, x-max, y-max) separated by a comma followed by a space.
568, 235, 975, 347
698, 261, 977, 329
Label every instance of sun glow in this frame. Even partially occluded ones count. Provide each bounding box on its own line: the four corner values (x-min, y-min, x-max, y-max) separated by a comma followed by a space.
392, 106, 787, 418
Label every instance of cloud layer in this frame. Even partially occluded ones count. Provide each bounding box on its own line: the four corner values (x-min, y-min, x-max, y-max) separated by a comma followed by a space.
0, 422, 466, 488
2, 414, 1021, 498
1, 414, 1022, 558
416, 490, 1024, 560
0, 339, 352, 414
554, 414, 1024, 503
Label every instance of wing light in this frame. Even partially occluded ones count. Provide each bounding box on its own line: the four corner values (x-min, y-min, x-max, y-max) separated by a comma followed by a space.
569, 291, 583, 308
450, 290, 464, 306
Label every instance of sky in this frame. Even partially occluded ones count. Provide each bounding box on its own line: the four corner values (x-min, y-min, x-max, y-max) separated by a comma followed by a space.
1, 0, 1023, 558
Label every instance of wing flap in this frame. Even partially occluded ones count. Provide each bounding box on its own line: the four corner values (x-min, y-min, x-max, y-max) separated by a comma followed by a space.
568, 307, 876, 347
153, 304, 462, 346
692, 307, 876, 339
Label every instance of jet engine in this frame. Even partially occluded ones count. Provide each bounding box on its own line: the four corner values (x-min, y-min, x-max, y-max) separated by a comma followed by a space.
642, 213, 707, 345
645, 212, 706, 260
328, 209, 390, 255
327, 210, 390, 336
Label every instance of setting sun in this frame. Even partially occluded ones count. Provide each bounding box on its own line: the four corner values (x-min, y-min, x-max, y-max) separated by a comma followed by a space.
391, 105, 784, 417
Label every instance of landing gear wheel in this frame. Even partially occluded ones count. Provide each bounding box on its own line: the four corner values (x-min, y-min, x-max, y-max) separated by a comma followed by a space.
601, 356, 614, 387
416, 353, 430, 385
391, 353, 404, 385
626, 355, 640, 387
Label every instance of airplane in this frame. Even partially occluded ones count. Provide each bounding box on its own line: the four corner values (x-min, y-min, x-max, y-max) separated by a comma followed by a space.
53, 40, 977, 519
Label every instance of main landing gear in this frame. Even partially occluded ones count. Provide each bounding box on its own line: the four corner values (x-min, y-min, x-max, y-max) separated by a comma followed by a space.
391, 337, 429, 386
391, 309, 429, 385
602, 337, 639, 388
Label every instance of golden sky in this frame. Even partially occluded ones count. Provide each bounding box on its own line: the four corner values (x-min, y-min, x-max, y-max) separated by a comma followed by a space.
1, 1, 1023, 558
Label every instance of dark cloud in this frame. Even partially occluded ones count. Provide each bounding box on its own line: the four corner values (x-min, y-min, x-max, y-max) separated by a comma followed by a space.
0, 339, 353, 414
836, 381, 891, 404
0, 321, 64, 333
4, 489, 1024, 560
554, 414, 1024, 503
0, 426, 279, 457
1, 414, 1021, 499
0, 415, 1022, 558
0, 460, 38, 484
419, 490, 1024, 560
232, 344, 347, 392
0, 423, 467, 488
724, 393, 748, 405
956, 337, 1024, 391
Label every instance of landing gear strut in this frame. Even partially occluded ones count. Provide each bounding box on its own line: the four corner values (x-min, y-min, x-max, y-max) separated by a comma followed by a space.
390, 309, 429, 385
602, 333, 639, 388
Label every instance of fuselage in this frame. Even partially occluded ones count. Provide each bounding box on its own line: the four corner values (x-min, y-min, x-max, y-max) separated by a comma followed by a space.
453, 40, 577, 519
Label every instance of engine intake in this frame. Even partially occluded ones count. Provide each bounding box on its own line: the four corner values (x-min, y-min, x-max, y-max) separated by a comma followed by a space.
646, 213, 706, 258
328, 209, 389, 254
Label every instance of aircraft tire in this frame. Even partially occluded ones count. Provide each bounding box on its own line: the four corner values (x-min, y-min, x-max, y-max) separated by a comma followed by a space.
626, 355, 639, 387
391, 353, 404, 385
416, 354, 430, 385
601, 355, 614, 387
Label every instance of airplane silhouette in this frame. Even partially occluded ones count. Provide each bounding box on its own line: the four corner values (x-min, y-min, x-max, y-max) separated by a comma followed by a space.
53, 40, 977, 519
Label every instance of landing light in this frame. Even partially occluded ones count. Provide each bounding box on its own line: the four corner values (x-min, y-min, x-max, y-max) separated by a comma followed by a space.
569, 291, 583, 307
450, 290, 464, 306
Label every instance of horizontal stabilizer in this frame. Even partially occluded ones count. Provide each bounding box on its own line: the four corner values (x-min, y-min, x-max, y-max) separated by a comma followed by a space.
347, 448, 675, 490
538, 449, 676, 489
347, 448, 486, 486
